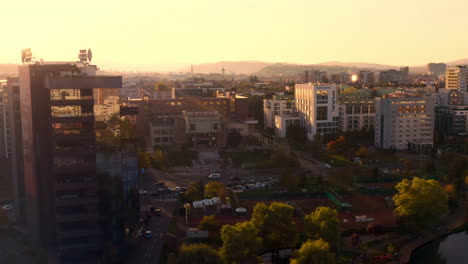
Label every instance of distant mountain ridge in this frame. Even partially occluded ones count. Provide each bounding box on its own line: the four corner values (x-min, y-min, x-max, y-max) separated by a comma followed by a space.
182, 61, 274, 74
0, 64, 18, 75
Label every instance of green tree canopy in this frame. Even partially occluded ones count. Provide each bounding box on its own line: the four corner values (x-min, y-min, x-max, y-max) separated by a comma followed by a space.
393, 177, 448, 224
0, 209, 8, 228
138, 151, 151, 169
227, 130, 243, 147
183, 181, 204, 203
304, 207, 340, 247
251, 202, 298, 251
199, 215, 221, 233
205, 181, 226, 198
290, 239, 336, 264
220, 221, 262, 264
286, 124, 307, 146
176, 243, 222, 264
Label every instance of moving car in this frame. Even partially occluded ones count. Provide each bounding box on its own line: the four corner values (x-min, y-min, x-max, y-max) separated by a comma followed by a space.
2, 204, 13, 211
324, 164, 332, 169
208, 173, 221, 179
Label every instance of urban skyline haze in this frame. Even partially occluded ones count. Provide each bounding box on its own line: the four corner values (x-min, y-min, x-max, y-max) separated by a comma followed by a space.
1, 0, 468, 71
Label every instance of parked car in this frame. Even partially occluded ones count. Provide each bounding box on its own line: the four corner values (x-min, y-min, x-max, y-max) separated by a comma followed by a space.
144, 231, 152, 239
175, 186, 180, 191
324, 164, 332, 169
154, 208, 162, 216
153, 182, 164, 187
2, 204, 13, 211
138, 190, 148, 195
208, 173, 221, 179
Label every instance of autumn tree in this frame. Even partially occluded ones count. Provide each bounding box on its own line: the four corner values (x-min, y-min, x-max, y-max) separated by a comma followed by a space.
290, 239, 336, 264
355, 145, 368, 158
251, 202, 298, 252
199, 215, 221, 234
220, 221, 262, 264
304, 207, 340, 247
205, 181, 226, 198
393, 177, 448, 225
176, 244, 222, 264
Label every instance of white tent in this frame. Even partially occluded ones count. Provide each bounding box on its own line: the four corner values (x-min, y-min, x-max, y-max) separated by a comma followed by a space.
235, 207, 247, 213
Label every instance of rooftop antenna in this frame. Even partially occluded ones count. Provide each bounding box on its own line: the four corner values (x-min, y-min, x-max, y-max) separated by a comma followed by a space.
21, 48, 32, 63
78, 48, 93, 64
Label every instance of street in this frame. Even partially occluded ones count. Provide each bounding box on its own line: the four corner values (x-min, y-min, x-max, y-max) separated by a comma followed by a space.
127, 173, 179, 264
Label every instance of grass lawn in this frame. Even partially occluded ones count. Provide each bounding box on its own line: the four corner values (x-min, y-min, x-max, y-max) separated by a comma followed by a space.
314, 152, 354, 167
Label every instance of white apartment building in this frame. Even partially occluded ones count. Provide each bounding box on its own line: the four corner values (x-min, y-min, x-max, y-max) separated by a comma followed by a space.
295, 84, 339, 140
274, 114, 300, 138
446, 65, 468, 92
374, 95, 435, 150
338, 97, 375, 132
263, 95, 296, 129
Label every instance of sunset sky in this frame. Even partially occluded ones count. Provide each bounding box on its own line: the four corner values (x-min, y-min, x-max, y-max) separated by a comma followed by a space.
1, 0, 467, 71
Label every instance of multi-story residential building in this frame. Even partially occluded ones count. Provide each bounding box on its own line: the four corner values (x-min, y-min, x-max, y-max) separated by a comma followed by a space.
434, 88, 468, 136
358, 71, 375, 85
330, 72, 351, 84
435, 105, 468, 136
303, 70, 328, 83
1, 78, 25, 226
374, 94, 435, 150
263, 95, 296, 129
379, 69, 407, 84
446, 65, 468, 92
427, 63, 447, 76
338, 97, 375, 132
274, 114, 300, 138
295, 84, 339, 140
16, 59, 138, 263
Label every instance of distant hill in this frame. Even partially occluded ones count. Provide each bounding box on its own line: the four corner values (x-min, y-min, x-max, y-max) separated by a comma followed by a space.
0, 64, 18, 75
447, 59, 468, 66
319, 61, 398, 70
181, 61, 274, 74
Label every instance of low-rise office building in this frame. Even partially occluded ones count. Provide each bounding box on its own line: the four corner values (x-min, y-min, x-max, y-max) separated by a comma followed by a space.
274, 114, 300, 138
263, 95, 296, 129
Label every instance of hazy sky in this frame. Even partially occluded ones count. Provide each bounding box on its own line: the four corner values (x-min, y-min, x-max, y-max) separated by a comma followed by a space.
1, 0, 467, 70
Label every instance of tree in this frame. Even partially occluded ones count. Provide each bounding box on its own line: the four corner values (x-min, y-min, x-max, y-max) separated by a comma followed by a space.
151, 149, 166, 169
251, 202, 298, 251
138, 151, 151, 169
205, 181, 226, 198
286, 124, 307, 146
304, 207, 340, 247
0, 209, 8, 228
393, 177, 448, 225
183, 181, 204, 203
289, 239, 336, 264
279, 170, 299, 192
227, 130, 243, 147
355, 145, 368, 159
199, 215, 221, 233
220, 221, 262, 264
176, 244, 222, 264
446, 156, 468, 191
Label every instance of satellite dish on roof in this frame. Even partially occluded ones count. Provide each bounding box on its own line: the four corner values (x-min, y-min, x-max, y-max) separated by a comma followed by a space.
87, 48, 92, 62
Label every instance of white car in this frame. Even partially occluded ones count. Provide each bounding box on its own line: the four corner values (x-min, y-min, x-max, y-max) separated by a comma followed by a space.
324, 164, 332, 169
2, 204, 13, 211
208, 173, 221, 179
138, 190, 148, 195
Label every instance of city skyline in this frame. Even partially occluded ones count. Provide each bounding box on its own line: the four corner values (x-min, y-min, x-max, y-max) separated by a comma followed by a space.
1, 0, 468, 71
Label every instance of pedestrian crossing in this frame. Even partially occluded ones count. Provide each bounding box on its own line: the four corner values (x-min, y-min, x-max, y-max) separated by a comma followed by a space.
150, 198, 178, 202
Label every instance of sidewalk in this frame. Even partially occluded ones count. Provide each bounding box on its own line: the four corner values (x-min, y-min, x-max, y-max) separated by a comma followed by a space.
398, 200, 467, 263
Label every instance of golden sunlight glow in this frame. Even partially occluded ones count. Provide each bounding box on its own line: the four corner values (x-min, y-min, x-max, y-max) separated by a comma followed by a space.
1, 0, 468, 71
351, 75, 358, 82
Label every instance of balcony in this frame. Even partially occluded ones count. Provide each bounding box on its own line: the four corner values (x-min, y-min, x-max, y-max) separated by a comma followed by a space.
45, 76, 122, 90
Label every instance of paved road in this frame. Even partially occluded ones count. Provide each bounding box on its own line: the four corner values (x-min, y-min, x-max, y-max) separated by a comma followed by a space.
128, 174, 179, 264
